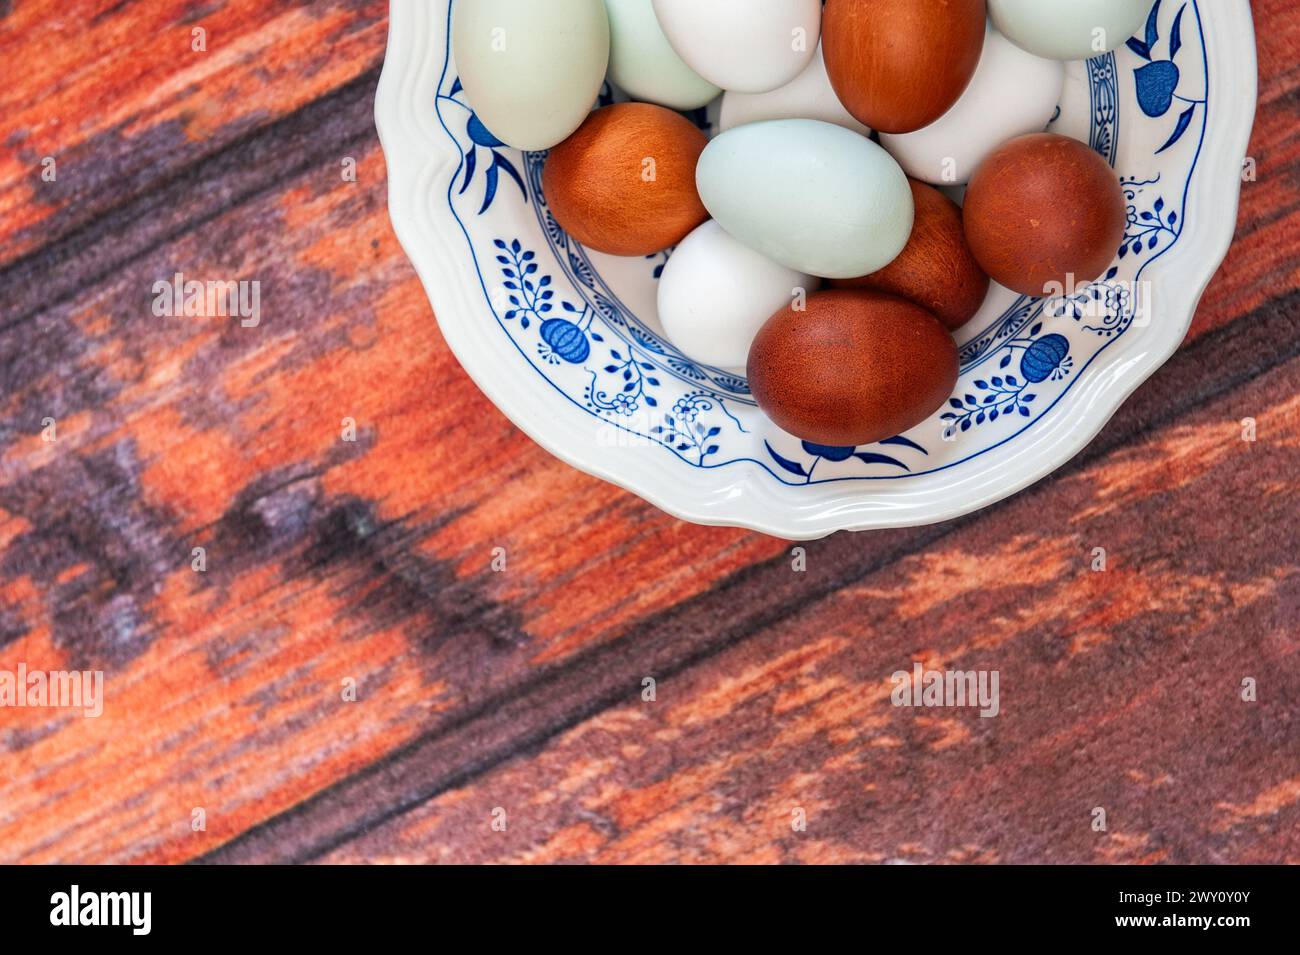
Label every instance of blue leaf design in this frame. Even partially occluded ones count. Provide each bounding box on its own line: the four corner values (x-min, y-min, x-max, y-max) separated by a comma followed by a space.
494, 152, 526, 199
1126, 37, 1152, 60
1156, 106, 1195, 153
467, 113, 503, 148
878, 435, 928, 455
1145, 0, 1163, 51
853, 452, 910, 471
459, 146, 477, 196
765, 441, 808, 478
1170, 4, 1185, 57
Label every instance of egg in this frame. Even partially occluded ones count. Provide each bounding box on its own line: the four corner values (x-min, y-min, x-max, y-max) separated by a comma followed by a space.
879, 24, 1065, 186
963, 133, 1127, 297
651, 0, 822, 94
823, 0, 987, 134
658, 221, 815, 370
452, 0, 610, 151
990, 0, 1156, 60
605, 0, 720, 110
748, 290, 959, 447
832, 180, 989, 332
720, 42, 871, 136
543, 103, 709, 257
696, 119, 914, 280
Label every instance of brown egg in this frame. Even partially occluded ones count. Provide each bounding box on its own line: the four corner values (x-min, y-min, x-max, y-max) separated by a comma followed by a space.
963, 133, 1128, 297
823, 0, 986, 134
831, 179, 989, 332
748, 290, 959, 447
542, 103, 709, 257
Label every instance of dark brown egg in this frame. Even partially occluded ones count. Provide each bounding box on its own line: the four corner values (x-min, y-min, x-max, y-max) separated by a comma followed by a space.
542, 102, 709, 257
747, 290, 959, 447
963, 133, 1128, 297
823, 0, 986, 134
831, 179, 989, 332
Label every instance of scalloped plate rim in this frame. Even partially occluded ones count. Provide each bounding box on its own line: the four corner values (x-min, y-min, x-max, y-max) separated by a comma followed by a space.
375, 0, 1257, 540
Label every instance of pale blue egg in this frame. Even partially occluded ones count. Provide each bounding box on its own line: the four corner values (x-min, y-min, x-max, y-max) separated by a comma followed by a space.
696, 120, 914, 280
606, 0, 720, 110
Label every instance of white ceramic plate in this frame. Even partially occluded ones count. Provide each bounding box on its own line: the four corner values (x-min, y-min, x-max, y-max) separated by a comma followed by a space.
376, 0, 1256, 539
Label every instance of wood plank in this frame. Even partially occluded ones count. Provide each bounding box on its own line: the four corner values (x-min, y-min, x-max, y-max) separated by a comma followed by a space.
0, 0, 389, 265
319, 333, 1300, 864
0, 121, 787, 864
208, 288, 1300, 862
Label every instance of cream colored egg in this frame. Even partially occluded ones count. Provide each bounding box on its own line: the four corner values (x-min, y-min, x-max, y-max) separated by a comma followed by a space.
453, 0, 610, 151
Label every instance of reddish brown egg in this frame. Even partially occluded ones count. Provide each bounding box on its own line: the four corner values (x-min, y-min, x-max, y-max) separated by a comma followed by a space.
963, 133, 1128, 297
542, 102, 709, 257
831, 179, 989, 331
823, 0, 986, 134
747, 290, 959, 447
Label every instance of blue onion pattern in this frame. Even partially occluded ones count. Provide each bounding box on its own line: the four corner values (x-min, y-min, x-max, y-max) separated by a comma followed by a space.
1021, 334, 1071, 384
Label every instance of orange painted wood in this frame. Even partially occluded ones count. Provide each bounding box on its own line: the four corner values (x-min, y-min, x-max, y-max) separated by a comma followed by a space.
322, 350, 1300, 864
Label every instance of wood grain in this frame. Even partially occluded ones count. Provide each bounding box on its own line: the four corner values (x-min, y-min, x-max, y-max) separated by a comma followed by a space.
0, 0, 1296, 865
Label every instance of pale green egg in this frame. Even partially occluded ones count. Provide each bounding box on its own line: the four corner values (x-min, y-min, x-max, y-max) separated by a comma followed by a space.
696, 120, 915, 280
453, 0, 610, 151
605, 0, 720, 110
990, 0, 1155, 60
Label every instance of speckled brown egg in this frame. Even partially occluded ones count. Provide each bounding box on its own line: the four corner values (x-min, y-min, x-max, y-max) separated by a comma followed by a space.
542, 102, 709, 256
823, 0, 986, 134
831, 179, 989, 331
747, 290, 959, 446
963, 132, 1128, 297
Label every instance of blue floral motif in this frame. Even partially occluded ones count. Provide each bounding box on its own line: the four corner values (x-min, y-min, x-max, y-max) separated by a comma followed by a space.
765, 435, 927, 483
943, 328, 1073, 434
589, 345, 658, 414
1050, 267, 1142, 337
539, 318, 590, 364
1119, 175, 1179, 259
495, 238, 603, 365
1020, 335, 1072, 383
1128, 0, 1202, 154
652, 394, 726, 465
942, 377, 1038, 435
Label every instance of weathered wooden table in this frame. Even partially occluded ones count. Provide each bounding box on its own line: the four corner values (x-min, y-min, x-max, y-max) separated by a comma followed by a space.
0, 0, 1295, 864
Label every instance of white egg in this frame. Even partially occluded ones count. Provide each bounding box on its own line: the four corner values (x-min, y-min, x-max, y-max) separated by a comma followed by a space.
605, 0, 720, 110
880, 24, 1064, 185
720, 42, 870, 136
453, 0, 610, 151
659, 221, 814, 370
989, 0, 1156, 61
651, 0, 821, 94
